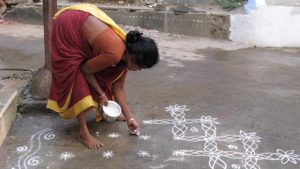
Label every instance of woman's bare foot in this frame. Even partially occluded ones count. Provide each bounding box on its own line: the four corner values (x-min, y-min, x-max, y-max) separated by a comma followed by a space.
79, 132, 104, 149
116, 114, 126, 121
77, 108, 104, 149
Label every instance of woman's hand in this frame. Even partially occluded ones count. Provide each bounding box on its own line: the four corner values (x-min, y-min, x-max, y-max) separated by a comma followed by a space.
127, 118, 140, 136
98, 93, 108, 107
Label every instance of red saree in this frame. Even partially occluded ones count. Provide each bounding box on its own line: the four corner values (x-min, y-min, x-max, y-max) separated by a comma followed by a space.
47, 9, 126, 120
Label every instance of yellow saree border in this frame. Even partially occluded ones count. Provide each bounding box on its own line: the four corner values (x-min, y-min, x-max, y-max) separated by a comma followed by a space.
46, 86, 97, 119
47, 70, 126, 120
53, 3, 126, 40
112, 70, 126, 84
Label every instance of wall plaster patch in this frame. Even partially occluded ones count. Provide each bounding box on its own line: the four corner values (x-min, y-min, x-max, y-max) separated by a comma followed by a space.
143, 104, 300, 169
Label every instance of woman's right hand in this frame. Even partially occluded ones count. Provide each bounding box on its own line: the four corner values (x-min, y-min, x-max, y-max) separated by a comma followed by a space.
98, 93, 108, 107
128, 118, 140, 136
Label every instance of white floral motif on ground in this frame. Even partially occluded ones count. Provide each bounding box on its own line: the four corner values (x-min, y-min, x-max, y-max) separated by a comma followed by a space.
102, 151, 114, 159
138, 150, 151, 157
107, 132, 121, 138
59, 152, 75, 160
143, 104, 300, 169
138, 135, 151, 140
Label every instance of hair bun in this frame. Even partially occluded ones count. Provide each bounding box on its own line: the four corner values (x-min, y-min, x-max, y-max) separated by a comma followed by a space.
126, 31, 143, 43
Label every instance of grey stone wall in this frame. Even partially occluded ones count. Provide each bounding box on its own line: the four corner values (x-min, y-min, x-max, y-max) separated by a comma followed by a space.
266, 0, 300, 6
5, 4, 230, 39
6, 0, 27, 5
106, 9, 229, 39
60, 0, 218, 6
160, 0, 217, 5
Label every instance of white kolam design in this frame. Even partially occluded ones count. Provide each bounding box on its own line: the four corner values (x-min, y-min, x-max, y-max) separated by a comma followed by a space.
107, 132, 121, 138
138, 150, 151, 157
16, 146, 28, 153
138, 135, 151, 140
143, 104, 300, 169
59, 152, 75, 161
231, 164, 241, 169
102, 151, 114, 159
15, 128, 56, 169
150, 164, 168, 169
227, 145, 238, 150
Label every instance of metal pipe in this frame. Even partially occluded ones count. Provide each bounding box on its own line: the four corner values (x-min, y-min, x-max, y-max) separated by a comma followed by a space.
43, 0, 57, 70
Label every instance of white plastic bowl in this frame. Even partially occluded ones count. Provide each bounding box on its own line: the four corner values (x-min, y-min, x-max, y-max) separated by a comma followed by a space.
102, 100, 121, 121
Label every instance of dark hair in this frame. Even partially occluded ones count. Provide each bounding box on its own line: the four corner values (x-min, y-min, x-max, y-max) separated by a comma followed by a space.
125, 31, 159, 68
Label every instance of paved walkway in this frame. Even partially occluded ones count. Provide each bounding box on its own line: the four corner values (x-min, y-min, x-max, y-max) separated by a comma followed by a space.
1, 21, 300, 169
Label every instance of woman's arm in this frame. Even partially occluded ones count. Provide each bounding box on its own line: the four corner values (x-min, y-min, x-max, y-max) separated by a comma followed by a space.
113, 70, 140, 134
113, 70, 133, 120
82, 15, 125, 108
80, 62, 108, 106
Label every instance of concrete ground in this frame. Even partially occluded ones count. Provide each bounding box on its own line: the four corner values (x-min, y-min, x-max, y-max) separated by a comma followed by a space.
1, 21, 300, 169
